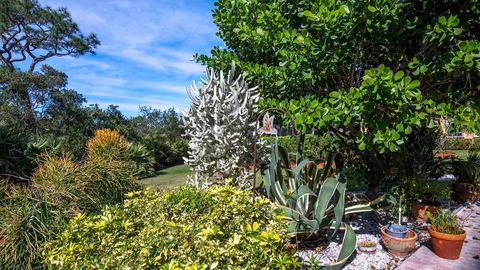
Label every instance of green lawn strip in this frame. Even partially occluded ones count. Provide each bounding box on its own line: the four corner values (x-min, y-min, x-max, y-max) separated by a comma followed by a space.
140, 164, 265, 190
448, 150, 471, 160
139, 164, 191, 190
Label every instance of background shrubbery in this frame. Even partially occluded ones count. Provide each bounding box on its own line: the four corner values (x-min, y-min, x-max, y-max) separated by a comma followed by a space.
263, 134, 339, 161
45, 185, 298, 269
441, 138, 480, 151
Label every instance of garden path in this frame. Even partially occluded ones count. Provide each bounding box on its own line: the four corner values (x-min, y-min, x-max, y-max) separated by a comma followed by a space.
396, 202, 480, 270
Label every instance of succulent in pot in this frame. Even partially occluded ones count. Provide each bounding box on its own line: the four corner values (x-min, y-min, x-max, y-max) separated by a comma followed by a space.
385, 196, 408, 238
381, 196, 418, 257
357, 240, 377, 253
427, 210, 466, 260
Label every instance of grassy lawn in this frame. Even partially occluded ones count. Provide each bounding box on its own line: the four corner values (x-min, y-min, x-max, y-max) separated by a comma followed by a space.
139, 164, 265, 190
448, 150, 470, 160
139, 164, 191, 190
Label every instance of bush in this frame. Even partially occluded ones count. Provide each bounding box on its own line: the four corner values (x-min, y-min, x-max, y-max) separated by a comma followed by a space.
142, 134, 187, 169
76, 159, 139, 211
44, 185, 299, 269
0, 130, 140, 269
86, 129, 130, 161
442, 138, 480, 150
263, 134, 337, 161
0, 157, 81, 270
452, 154, 480, 189
127, 143, 154, 178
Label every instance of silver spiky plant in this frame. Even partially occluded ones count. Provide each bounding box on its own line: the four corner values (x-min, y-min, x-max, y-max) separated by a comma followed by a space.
181, 62, 261, 187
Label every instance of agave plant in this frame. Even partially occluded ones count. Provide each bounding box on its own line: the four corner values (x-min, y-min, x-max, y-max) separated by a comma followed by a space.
261, 138, 393, 268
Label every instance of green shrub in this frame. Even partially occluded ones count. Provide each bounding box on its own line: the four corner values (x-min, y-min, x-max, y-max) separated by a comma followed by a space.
393, 176, 452, 203
452, 154, 480, 188
76, 159, 139, 211
128, 143, 154, 178
263, 134, 337, 161
0, 160, 81, 270
44, 185, 299, 269
442, 138, 480, 150
0, 130, 140, 269
141, 134, 187, 169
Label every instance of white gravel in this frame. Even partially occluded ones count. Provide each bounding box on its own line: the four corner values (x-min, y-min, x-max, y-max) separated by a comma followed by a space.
296, 211, 423, 270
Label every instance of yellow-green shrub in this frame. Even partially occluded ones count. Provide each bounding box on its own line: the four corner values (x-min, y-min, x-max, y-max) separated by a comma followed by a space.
86, 129, 130, 161
32, 156, 77, 184
1, 132, 140, 270
44, 185, 299, 269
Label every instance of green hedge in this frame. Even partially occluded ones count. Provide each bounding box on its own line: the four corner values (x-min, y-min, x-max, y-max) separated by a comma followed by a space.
442, 138, 480, 150
44, 185, 299, 269
263, 134, 337, 160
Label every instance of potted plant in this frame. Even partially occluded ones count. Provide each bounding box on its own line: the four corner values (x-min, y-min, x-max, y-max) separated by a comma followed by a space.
398, 176, 443, 222
427, 210, 466, 260
357, 240, 377, 253
381, 196, 418, 257
411, 194, 442, 222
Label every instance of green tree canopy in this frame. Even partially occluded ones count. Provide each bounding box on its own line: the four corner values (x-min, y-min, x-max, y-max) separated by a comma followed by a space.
198, 0, 480, 153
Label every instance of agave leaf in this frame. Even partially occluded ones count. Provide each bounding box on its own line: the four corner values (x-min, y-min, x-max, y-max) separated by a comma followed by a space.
344, 194, 395, 215
277, 145, 291, 173
262, 167, 272, 199
278, 205, 308, 221
286, 219, 320, 234
322, 223, 356, 270
332, 172, 346, 235
313, 177, 338, 225
294, 159, 311, 180
321, 152, 335, 179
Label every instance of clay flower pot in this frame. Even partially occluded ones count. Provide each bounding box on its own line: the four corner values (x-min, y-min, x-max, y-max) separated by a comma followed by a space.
411, 202, 440, 222
427, 225, 466, 260
454, 182, 477, 203
381, 226, 417, 257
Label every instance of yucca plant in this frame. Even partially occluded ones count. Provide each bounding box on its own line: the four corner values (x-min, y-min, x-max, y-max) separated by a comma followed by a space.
261, 138, 393, 268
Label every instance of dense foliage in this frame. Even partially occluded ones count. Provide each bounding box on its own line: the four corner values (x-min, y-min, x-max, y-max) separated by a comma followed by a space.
442, 138, 480, 150
263, 134, 339, 161
199, 0, 480, 194
45, 185, 299, 269
0, 130, 140, 269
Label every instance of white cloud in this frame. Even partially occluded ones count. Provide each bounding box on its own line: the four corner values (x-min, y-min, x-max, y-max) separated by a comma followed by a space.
37, 0, 221, 115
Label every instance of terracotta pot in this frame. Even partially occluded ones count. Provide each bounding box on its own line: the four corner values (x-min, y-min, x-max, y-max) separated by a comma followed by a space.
428, 225, 466, 260
380, 226, 417, 257
411, 202, 440, 222
454, 182, 477, 203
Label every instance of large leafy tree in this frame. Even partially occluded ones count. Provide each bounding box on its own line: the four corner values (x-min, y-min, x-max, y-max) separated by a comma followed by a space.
198, 0, 480, 193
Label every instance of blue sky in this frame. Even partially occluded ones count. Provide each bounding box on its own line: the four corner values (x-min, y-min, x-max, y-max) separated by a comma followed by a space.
37, 0, 223, 116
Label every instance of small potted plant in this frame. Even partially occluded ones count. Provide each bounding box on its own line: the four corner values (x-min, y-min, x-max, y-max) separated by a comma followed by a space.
385, 196, 408, 238
381, 196, 418, 257
357, 240, 377, 253
427, 209, 466, 260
